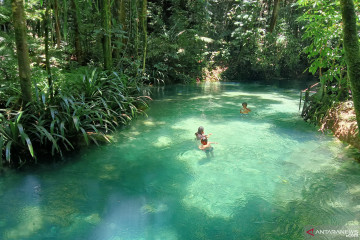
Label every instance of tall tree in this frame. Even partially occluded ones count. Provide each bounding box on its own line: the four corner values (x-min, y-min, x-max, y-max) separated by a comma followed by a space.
140, 0, 147, 73
53, 0, 61, 48
102, 0, 112, 70
11, 0, 32, 103
132, 0, 139, 58
63, 0, 68, 42
268, 0, 280, 33
44, 0, 53, 97
120, 0, 127, 37
114, 0, 127, 60
70, 0, 83, 64
340, 0, 360, 128
162, 0, 172, 26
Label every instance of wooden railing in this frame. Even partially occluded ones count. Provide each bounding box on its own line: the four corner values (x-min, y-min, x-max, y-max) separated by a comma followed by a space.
299, 82, 319, 116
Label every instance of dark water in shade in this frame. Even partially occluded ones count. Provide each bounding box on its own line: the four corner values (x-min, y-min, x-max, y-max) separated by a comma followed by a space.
1, 82, 360, 240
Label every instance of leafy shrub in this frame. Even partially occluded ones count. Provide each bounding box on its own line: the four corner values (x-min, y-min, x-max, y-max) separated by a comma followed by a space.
0, 68, 150, 167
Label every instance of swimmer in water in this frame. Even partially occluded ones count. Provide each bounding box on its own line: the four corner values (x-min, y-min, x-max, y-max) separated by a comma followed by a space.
240, 102, 251, 114
195, 126, 212, 140
199, 136, 217, 158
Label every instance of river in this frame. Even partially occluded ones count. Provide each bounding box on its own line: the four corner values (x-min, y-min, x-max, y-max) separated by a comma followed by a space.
1, 82, 359, 240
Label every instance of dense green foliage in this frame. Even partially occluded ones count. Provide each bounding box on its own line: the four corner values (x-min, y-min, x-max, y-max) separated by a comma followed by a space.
216, 0, 308, 80
0, 67, 149, 167
298, 0, 359, 125
1, 0, 360, 167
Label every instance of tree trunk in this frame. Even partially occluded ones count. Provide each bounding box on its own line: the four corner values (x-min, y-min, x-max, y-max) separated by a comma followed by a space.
70, 0, 83, 64
102, 0, 112, 70
120, 0, 127, 34
36, 19, 42, 37
63, 0, 68, 42
30, 21, 37, 38
44, 0, 53, 97
340, 0, 360, 129
53, 0, 61, 48
114, 0, 126, 60
268, 0, 280, 33
132, 0, 139, 58
140, 0, 147, 73
162, 0, 172, 26
11, 0, 32, 103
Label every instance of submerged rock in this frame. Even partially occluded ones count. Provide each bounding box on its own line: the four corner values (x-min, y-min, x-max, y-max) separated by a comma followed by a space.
85, 213, 101, 224
141, 203, 168, 214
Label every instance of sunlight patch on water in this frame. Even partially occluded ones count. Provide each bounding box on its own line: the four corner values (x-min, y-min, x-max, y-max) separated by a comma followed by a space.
153, 136, 172, 148
171, 117, 212, 138
144, 119, 166, 127
4, 206, 43, 240
282, 139, 342, 174
223, 92, 298, 111
189, 95, 215, 100
143, 120, 155, 126
84, 194, 178, 240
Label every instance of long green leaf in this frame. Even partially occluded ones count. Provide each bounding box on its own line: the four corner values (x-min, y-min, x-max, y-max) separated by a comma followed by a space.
113, 96, 124, 110
5, 96, 17, 107
89, 135, 99, 146
35, 125, 59, 152
18, 124, 35, 158
51, 142, 61, 156
94, 112, 104, 125
9, 121, 18, 138
73, 116, 80, 131
50, 107, 56, 120
79, 127, 89, 145
41, 93, 46, 105
61, 95, 70, 110
50, 120, 56, 135
60, 121, 66, 137
53, 133, 74, 150
0, 135, 4, 164
5, 140, 12, 162
17, 124, 26, 145
16, 111, 23, 123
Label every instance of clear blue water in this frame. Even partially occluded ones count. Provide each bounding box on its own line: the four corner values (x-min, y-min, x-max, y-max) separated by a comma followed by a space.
1, 82, 360, 240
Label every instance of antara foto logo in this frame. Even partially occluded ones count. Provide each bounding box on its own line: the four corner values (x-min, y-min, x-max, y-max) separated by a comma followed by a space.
307, 228, 315, 236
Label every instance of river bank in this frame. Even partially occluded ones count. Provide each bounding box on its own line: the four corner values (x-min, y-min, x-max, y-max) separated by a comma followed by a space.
319, 101, 359, 150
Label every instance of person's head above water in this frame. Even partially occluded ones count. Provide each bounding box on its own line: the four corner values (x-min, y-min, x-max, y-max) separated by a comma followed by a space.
197, 126, 204, 134
242, 102, 248, 107
201, 136, 208, 145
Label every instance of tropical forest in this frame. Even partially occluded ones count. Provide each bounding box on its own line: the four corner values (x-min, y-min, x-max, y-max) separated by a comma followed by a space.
1, 0, 360, 239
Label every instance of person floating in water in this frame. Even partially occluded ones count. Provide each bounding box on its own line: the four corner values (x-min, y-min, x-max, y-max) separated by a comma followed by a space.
240, 102, 251, 114
195, 126, 212, 140
199, 136, 217, 158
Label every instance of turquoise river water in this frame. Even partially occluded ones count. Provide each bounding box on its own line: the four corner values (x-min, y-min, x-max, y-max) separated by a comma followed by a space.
1, 82, 360, 240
